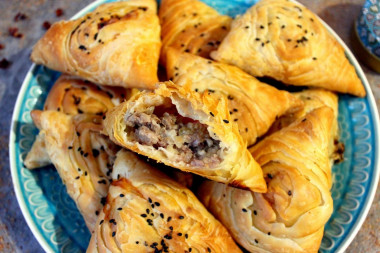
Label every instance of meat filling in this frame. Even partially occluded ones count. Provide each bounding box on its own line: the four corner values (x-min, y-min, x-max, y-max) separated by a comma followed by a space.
125, 109, 222, 168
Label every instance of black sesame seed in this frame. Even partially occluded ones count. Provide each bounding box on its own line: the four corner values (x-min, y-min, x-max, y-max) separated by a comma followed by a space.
92, 149, 99, 157
242, 208, 247, 212
169, 226, 173, 230
151, 213, 154, 217
255, 38, 260, 41
75, 176, 80, 180
177, 233, 182, 236
267, 173, 273, 179
79, 45, 87, 50
288, 190, 292, 196
117, 207, 122, 211
297, 24, 302, 28
100, 220, 104, 225
261, 42, 265, 47
207, 247, 211, 252
57, 107, 60, 112
95, 210, 99, 215
84, 171, 88, 176
312, 57, 317, 60
100, 197, 107, 206
223, 119, 229, 124
200, 33, 205, 37
287, 39, 292, 42
245, 26, 249, 29
260, 25, 264, 29
112, 231, 116, 237
253, 210, 257, 215
84, 152, 89, 157
155, 202, 160, 206
185, 234, 188, 239
268, 232, 271, 235
151, 204, 155, 208
184, 49, 190, 53
164, 234, 172, 240
68, 146, 73, 150
245, 128, 248, 132
160, 213, 164, 218
255, 239, 259, 243
189, 248, 192, 252
179, 216, 184, 219
281, 25, 285, 29
94, 33, 98, 40
76, 132, 80, 136
120, 194, 125, 197
221, 26, 227, 30
167, 216, 172, 222
141, 214, 147, 218
310, 18, 314, 22
136, 241, 139, 244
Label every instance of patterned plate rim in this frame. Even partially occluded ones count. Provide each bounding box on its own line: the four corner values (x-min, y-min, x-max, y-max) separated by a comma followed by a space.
8, 0, 380, 253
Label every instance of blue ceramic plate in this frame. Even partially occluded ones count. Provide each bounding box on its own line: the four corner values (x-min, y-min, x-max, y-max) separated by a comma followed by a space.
9, 0, 380, 252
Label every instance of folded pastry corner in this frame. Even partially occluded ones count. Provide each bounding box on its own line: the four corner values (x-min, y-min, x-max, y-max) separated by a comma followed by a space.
166, 48, 304, 146
198, 106, 335, 253
103, 81, 267, 192
30, 110, 120, 231
87, 149, 242, 253
211, 0, 366, 97
159, 0, 232, 65
24, 75, 131, 170
31, 0, 161, 89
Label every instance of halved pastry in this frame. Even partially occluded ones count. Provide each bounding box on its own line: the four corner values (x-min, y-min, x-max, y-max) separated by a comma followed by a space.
24, 75, 131, 169
159, 0, 232, 65
87, 149, 242, 253
166, 49, 303, 146
30, 110, 120, 231
103, 82, 267, 192
199, 107, 335, 253
211, 0, 366, 97
31, 0, 161, 89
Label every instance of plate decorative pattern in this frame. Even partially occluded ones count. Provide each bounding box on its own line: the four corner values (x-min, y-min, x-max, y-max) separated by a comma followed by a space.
10, 0, 380, 253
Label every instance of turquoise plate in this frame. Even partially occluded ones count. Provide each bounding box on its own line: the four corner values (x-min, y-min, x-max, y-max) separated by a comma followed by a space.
9, 0, 380, 252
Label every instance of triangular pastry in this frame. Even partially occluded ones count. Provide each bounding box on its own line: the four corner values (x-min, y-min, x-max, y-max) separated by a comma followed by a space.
24, 75, 131, 169
87, 149, 242, 253
166, 49, 303, 146
211, 0, 366, 97
30, 110, 120, 231
199, 106, 335, 253
159, 0, 232, 65
103, 82, 267, 192
31, 0, 161, 89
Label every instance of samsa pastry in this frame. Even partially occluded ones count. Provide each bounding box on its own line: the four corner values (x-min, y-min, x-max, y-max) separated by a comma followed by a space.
30, 110, 120, 231
159, 0, 232, 65
211, 0, 366, 97
199, 107, 335, 253
268, 89, 344, 164
31, 0, 161, 89
87, 149, 241, 253
24, 75, 131, 169
166, 49, 303, 146
103, 82, 266, 192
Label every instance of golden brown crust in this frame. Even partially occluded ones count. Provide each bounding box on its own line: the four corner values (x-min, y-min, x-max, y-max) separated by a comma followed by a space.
44, 75, 131, 115
31, 0, 161, 89
103, 81, 267, 192
30, 110, 120, 231
24, 75, 132, 170
87, 149, 242, 253
159, 0, 232, 66
211, 0, 366, 97
198, 107, 335, 253
166, 49, 304, 146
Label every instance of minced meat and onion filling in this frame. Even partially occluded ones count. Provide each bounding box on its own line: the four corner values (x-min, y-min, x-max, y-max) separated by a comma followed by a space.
125, 107, 222, 168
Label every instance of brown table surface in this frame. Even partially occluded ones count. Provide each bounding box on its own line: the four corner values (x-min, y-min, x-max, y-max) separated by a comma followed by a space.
0, 0, 379, 252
